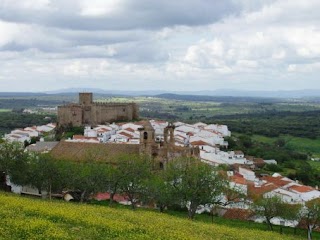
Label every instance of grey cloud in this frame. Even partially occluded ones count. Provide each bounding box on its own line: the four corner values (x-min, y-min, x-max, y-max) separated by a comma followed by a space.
0, 0, 239, 30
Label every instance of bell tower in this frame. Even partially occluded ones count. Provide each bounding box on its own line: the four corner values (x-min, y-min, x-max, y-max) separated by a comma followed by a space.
138, 121, 156, 156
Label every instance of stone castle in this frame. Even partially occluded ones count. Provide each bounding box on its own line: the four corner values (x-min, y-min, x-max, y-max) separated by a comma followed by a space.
57, 93, 139, 127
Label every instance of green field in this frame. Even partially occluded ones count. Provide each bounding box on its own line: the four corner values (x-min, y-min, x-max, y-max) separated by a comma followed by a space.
0, 109, 11, 112
309, 161, 320, 171
251, 135, 320, 157
0, 192, 304, 240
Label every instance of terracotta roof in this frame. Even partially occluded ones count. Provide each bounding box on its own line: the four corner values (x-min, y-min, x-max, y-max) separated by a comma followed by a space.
94, 192, 128, 202
190, 140, 208, 146
205, 129, 221, 135
124, 127, 135, 133
261, 176, 291, 187
223, 208, 254, 221
73, 135, 99, 141
248, 182, 278, 197
288, 185, 314, 193
119, 132, 134, 138
97, 127, 111, 131
153, 120, 167, 124
230, 175, 247, 185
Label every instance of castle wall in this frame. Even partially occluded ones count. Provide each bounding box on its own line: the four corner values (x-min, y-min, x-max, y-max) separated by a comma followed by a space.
58, 105, 83, 127
57, 93, 139, 127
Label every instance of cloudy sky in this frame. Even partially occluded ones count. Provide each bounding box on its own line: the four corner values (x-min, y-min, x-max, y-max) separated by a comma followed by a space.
0, 0, 319, 92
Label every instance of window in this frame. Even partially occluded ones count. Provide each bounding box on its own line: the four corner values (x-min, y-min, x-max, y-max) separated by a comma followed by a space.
143, 132, 148, 140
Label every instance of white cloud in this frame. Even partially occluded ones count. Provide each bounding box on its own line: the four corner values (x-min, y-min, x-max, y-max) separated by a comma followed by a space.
0, 0, 319, 91
79, 0, 123, 17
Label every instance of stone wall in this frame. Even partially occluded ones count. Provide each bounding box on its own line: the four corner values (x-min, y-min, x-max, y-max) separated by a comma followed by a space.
57, 93, 139, 127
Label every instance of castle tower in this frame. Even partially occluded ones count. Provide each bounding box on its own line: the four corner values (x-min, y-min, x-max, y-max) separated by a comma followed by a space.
138, 121, 156, 156
79, 93, 93, 106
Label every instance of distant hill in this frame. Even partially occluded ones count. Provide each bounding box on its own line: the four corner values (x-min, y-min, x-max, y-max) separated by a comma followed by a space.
0, 92, 46, 97
1, 88, 320, 100
155, 93, 280, 103
0, 193, 299, 240
45, 88, 320, 98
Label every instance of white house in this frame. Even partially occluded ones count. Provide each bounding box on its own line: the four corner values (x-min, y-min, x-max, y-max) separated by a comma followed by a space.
239, 167, 256, 182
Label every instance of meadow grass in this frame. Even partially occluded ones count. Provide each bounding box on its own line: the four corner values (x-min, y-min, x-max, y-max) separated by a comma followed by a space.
0, 192, 307, 240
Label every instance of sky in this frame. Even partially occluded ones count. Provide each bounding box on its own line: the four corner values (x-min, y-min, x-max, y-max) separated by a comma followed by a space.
0, 0, 319, 92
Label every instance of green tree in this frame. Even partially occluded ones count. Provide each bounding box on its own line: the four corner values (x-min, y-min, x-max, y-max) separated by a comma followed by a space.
0, 141, 30, 187
104, 163, 122, 205
304, 198, 320, 240
275, 203, 303, 235
166, 157, 226, 219
253, 196, 292, 231
117, 154, 152, 209
27, 154, 71, 199
68, 162, 110, 202
144, 171, 176, 212
0, 141, 26, 174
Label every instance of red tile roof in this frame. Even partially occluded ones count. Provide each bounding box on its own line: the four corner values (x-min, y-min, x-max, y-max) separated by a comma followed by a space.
124, 127, 135, 133
190, 140, 208, 146
288, 185, 314, 193
94, 192, 128, 202
248, 182, 278, 197
73, 135, 99, 141
153, 120, 167, 124
230, 175, 247, 185
97, 127, 110, 132
261, 176, 291, 187
119, 132, 133, 138
223, 208, 254, 221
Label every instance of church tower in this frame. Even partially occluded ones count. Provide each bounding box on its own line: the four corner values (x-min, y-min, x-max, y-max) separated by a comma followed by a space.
138, 121, 156, 156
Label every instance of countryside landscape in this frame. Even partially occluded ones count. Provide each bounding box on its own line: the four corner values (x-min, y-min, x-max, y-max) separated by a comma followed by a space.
0, 91, 319, 239
1, 1, 320, 239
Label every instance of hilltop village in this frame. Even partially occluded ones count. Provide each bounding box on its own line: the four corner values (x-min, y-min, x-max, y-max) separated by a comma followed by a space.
1, 93, 320, 229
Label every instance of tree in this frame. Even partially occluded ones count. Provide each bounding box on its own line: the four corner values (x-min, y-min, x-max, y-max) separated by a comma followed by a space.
253, 196, 292, 231
304, 198, 320, 240
27, 154, 71, 199
165, 157, 226, 219
68, 162, 110, 203
144, 171, 176, 212
117, 154, 152, 209
0, 141, 26, 175
282, 204, 303, 235
104, 163, 123, 205
0, 141, 30, 188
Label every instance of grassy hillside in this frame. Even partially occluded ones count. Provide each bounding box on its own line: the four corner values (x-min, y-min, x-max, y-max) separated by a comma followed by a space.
0, 193, 301, 240
251, 134, 320, 157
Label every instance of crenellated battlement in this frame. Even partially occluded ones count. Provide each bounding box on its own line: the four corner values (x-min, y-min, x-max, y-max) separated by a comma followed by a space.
94, 102, 137, 106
